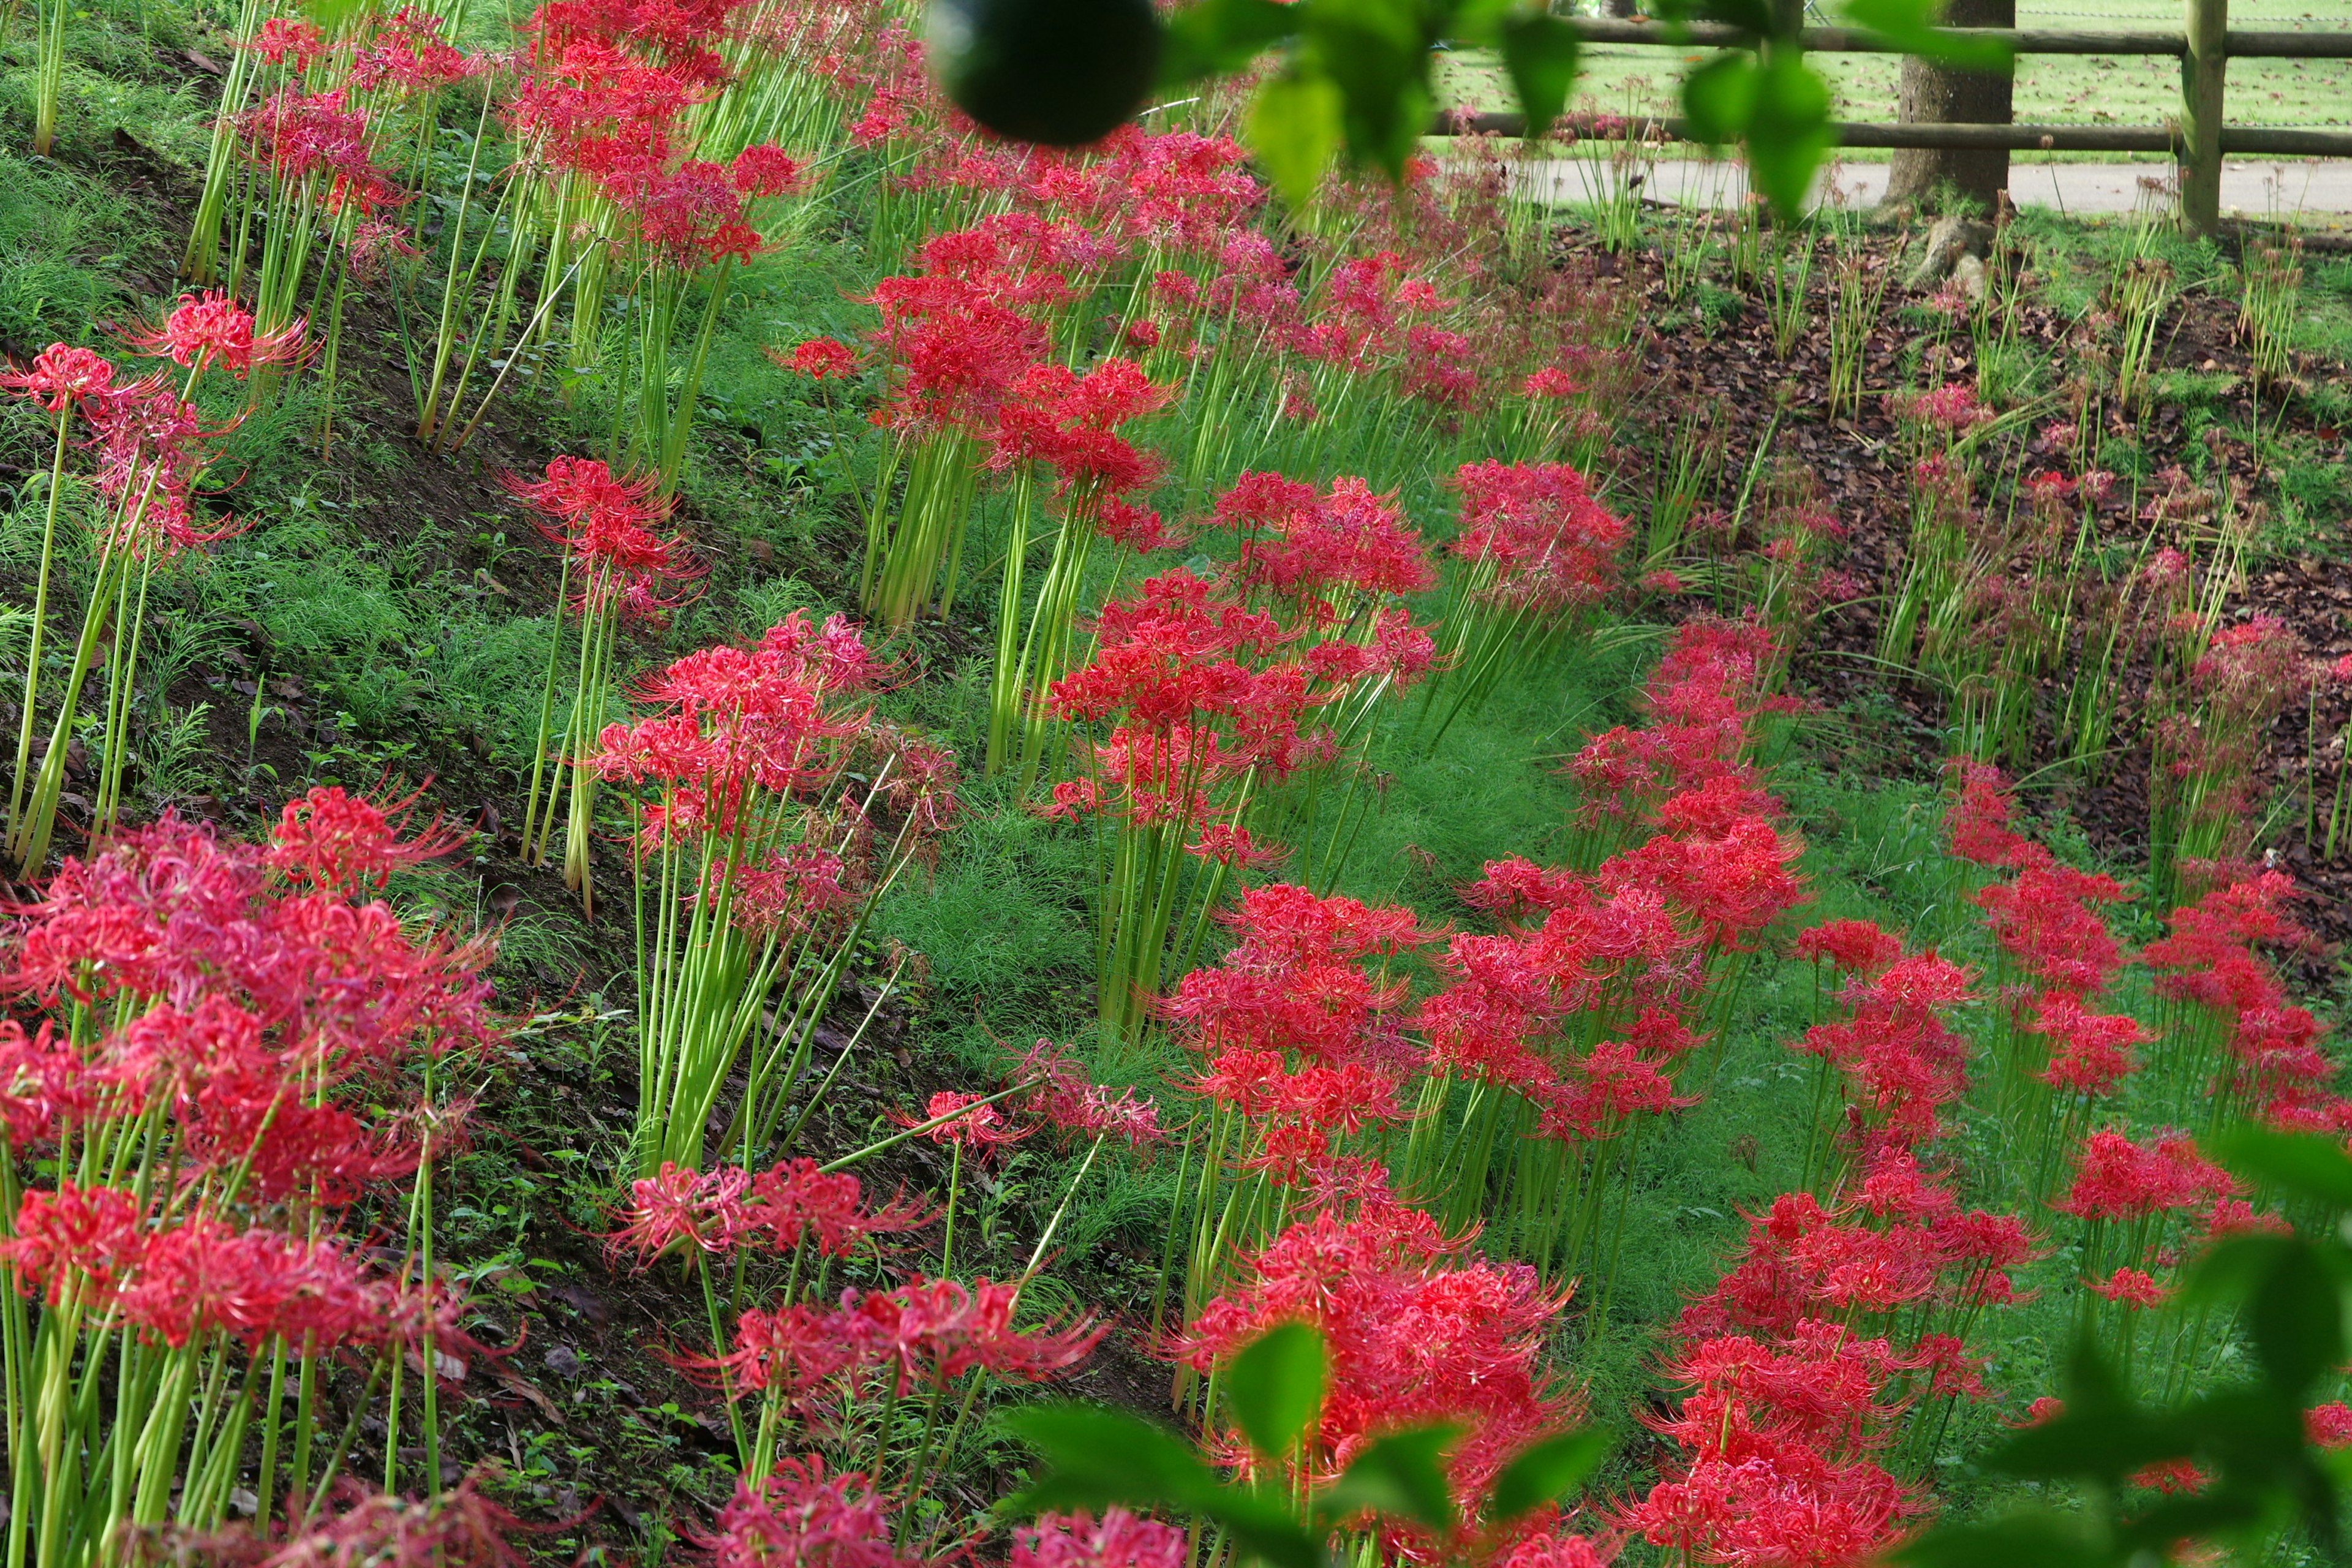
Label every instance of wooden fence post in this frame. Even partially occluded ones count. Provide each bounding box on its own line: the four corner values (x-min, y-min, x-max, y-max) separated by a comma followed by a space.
2181, 0, 2227, 234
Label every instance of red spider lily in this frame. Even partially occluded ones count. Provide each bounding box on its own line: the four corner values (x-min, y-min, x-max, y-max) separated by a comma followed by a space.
347, 6, 479, 93
1012, 1510, 1189, 1568
266, 783, 469, 893
263, 1477, 524, 1568
991, 357, 1169, 498
1016, 1041, 1166, 1152
729, 143, 805, 198
1975, 859, 2133, 997
250, 15, 327, 67
80, 372, 243, 559
894, 1090, 1030, 1157
2057, 1129, 2237, 1221
866, 260, 1054, 437
1794, 919, 1905, 979
777, 337, 861, 379
1216, 472, 1436, 614
2087, 1266, 2166, 1308
2, 343, 118, 412
507, 455, 701, 619
121, 291, 309, 380
2, 1182, 425, 1352
593, 613, 898, 848
710, 1457, 905, 1568
7, 812, 497, 1071
240, 89, 403, 217
1450, 461, 1629, 619
1179, 1193, 1580, 1521
2031, 992, 2148, 1098
2308, 1404, 2352, 1449
1793, 951, 1977, 1152
611, 1158, 928, 1263
841, 1276, 1101, 1392
702, 1282, 1098, 1410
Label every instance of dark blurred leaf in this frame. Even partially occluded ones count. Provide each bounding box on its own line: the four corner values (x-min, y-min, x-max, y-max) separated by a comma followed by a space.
1990, 1343, 2190, 1487
1888, 1510, 2114, 1567
1679, 50, 1758, 141
1498, 9, 1581, 139
1001, 1404, 1226, 1515
1318, 1423, 1461, 1537
1841, 0, 2013, 69
1302, 0, 1431, 177
1159, 0, 1299, 85
2215, 1126, 2352, 1212
2245, 1240, 2346, 1395
1227, 1324, 1328, 1462
1001, 1404, 1322, 1568
1247, 69, 1344, 205
1487, 1428, 1610, 1526
1742, 47, 1831, 219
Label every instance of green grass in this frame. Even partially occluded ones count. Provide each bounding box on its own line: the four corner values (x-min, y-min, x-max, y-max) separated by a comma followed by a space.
1441, 0, 2352, 164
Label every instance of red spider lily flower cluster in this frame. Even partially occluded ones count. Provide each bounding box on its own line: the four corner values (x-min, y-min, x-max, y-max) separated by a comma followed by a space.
1178, 1177, 1583, 1531
1214, 472, 1438, 627
1165, 884, 1429, 1174
592, 612, 937, 860
1418, 621, 1802, 1153
1011, 1509, 1189, 1568
1791, 944, 1975, 1155
1046, 570, 1308, 826
0, 804, 496, 1357
121, 290, 310, 380
2055, 1129, 2237, 1223
1451, 461, 1630, 620
2143, 868, 2351, 1133
894, 1089, 1031, 1159
611, 1158, 929, 1262
508, 0, 801, 270
1016, 1040, 1166, 1152
991, 356, 1170, 501
506, 454, 703, 621
1630, 1153, 2032, 1566
710, 1456, 906, 1568
2, 342, 244, 560
713, 1276, 1101, 1410
239, 88, 405, 219
1561, 616, 1793, 839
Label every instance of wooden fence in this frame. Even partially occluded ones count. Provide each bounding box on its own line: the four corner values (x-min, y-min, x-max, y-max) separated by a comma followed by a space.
1441, 2, 2352, 233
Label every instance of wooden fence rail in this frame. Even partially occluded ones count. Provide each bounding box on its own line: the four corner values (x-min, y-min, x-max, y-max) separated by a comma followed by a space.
1435, 2, 2352, 233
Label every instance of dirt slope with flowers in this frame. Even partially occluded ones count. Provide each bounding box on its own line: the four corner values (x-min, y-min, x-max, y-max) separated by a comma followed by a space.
3, 1, 2352, 1566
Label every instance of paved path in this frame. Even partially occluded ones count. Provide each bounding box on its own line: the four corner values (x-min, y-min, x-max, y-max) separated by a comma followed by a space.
1518, 157, 2352, 218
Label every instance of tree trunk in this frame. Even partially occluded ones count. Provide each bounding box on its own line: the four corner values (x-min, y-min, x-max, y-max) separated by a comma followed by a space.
1883, 0, 2017, 211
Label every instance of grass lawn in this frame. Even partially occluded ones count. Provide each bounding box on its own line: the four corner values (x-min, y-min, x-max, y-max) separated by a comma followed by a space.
1442, 0, 2352, 154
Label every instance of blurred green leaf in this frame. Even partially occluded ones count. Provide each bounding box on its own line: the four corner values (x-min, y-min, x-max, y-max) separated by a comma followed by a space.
1498, 9, 1582, 139
2246, 1242, 2348, 1397
1001, 1404, 1226, 1515
1318, 1423, 1461, 1537
1990, 1344, 2189, 1488
1001, 1404, 1324, 1568
1486, 1428, 1610, 1526
1741, 47, 1831, 220
1159, 0, 1299, 86
1248, 69, 1344, 205
1842, 0, 2013, 69
1679, 50, 1758, 141
2215, 1126, 2352, 1212
1227, 1324, 1328, 1462
1888, 1510, 2113, 1568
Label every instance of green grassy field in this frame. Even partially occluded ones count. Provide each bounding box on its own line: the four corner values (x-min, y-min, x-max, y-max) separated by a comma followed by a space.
1445, 0, 2352, 147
